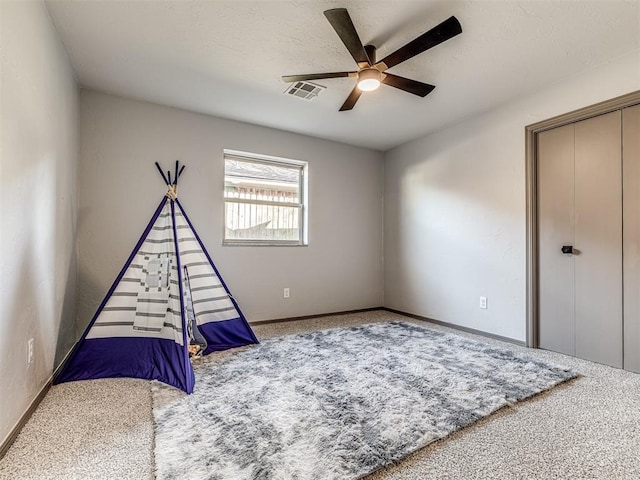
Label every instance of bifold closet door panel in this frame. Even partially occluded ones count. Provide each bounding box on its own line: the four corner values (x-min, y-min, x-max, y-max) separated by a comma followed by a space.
538, 123, 576, 356
624, 104, 640, 373
574, 111, 622, 368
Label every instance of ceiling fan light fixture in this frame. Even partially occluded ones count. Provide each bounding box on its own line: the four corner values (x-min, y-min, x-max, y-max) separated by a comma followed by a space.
357, 68, 381, 92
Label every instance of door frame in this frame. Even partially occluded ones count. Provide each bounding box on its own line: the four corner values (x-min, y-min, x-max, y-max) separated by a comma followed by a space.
525, 90, 640, 348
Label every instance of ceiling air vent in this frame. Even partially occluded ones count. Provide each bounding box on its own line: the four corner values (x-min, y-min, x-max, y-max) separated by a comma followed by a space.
284, 81, 326, 101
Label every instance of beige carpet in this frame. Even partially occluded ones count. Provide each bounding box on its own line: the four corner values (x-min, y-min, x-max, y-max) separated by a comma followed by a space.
1, 310, 639, 479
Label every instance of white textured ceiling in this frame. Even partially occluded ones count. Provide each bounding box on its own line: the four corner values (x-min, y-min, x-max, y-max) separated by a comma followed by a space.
45, 0, 639, 151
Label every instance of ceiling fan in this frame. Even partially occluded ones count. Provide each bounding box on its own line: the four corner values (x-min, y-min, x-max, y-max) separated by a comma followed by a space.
282, 8, 462, 111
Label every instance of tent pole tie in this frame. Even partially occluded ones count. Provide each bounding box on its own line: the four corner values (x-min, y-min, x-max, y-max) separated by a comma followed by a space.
166, 184, 178, 200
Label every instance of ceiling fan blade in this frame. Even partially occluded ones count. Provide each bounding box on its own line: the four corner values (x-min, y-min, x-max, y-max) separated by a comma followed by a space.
378, 16, 462, 70
339, 86, 363, 111
282, 72, 353, 83
324, 8, 371, 66
382, 73, 435, 97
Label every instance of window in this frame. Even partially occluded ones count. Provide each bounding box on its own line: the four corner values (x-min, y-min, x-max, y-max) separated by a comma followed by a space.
223, 151, 307, 245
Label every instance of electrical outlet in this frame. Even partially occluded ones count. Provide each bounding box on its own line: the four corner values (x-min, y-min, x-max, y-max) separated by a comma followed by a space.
283, 287, 290, 299
27, 338, 34, 365
479, 296, 488, 309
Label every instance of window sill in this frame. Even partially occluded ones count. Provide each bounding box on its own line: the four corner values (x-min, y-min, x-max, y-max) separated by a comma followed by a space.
222, 241, 308, 247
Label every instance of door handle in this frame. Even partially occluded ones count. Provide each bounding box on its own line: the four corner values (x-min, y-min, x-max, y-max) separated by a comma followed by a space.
561, 245, 574, 255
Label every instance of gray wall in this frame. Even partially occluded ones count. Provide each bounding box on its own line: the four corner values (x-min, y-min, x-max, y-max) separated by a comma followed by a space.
78, 90, 384, 327
0, 1, 78, 445
384, 51, 640, 342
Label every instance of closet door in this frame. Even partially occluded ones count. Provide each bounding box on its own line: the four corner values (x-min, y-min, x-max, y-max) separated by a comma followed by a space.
538, 124, 576, 356
624, 104, 640, 373
573, 111, 622, 368
538, 111, 622, 368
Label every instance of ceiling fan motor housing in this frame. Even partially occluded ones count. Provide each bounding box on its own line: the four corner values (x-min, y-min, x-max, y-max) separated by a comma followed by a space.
357, 68, 382, 91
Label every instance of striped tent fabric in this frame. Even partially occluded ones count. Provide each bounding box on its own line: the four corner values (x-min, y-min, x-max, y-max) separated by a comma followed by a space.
55, 163, 258, 393
95, 204, 182, 342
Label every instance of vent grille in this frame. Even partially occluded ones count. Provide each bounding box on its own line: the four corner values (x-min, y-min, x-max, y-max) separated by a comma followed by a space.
284, 81, 326, 101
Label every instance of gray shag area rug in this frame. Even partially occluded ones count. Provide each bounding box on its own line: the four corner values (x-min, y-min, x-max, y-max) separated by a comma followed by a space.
152, 321, 576, 480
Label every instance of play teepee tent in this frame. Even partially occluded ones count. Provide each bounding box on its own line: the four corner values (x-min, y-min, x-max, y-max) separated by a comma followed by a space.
55, 162, 258, 393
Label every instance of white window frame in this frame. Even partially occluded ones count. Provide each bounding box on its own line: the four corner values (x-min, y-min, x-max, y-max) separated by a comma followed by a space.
223, 150, 308, 246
